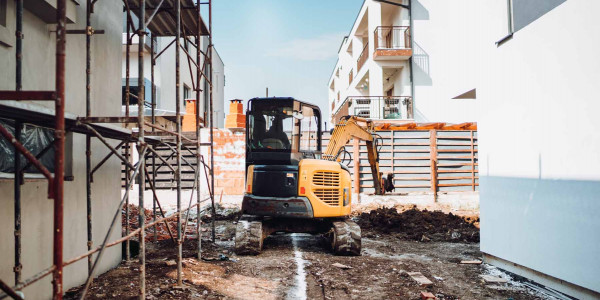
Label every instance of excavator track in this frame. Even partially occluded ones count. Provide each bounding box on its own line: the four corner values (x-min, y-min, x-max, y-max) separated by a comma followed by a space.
331, 219, 361, 256
234, 216, 264, 255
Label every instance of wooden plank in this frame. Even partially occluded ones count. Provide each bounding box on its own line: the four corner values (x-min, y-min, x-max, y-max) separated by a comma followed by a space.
393, 170, 431, 174
362, 184, 430, 188
437, 176, 478, 180
407, 272, 433, 286
437, 163, 478, 167
394, 142, 430, 146
395, 177, 431, 181
438, 142, 478, 146
353, 138, 360, 194
470, 131, 476, 191
393, 136, 430, 139
438, 183, 479, 187
437, 169, 475, 173
436, 155, 475, 159
437, 149, 478, 153
430, 130, 438, 197
359, 156, 431, 160
437, 136, 476, 140
480, 275, 508, 283
359, 170, 431, 174
394, 149, 431, 153
390, 131, 395, 180
460, 260, 482, 265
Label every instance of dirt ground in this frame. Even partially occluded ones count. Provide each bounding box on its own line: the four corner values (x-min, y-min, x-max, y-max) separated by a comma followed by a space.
65, 206, 552, 300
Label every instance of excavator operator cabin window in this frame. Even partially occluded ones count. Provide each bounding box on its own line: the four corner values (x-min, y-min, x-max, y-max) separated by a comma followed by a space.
299, 106, 319, 152
248, 102, 296, 151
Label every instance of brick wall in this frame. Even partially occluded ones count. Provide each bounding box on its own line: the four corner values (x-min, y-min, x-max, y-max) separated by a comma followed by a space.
202, 129, 246, 195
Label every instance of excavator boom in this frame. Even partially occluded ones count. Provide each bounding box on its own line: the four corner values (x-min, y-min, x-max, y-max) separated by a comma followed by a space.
325, 116, 383, 195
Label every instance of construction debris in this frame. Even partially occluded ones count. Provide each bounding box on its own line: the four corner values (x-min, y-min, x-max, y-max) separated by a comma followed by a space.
480, 275, 509, 284
407, 272, 434, 286
331, 263, 352, 269
460, 260, 482, 265
420, 291, 437, 299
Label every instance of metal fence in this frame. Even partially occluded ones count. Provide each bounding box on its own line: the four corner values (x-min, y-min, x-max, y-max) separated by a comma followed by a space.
347, 96, 413, 120
374, 26, 411, 49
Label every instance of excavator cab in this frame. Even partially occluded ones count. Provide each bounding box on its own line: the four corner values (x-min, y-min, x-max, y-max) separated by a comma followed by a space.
235, 98, 373, 256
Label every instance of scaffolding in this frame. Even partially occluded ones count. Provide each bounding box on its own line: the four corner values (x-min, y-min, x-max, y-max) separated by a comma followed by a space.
0, 0, 216, 299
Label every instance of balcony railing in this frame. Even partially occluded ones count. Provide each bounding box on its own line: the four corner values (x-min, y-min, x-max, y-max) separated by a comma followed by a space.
346, 96, 413, 120
374, 26, 411, 49
357, 43, 369, 72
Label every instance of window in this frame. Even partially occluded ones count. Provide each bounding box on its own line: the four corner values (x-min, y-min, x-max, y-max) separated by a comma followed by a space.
0, 0, 11, 47
299, 106, 319, 152
512, 0, 566, 32
121, 78, 152, 107
0, 0, 7, 27
183, 85, 191, 108
498, 0, 566, 45
248, 102, 295, 151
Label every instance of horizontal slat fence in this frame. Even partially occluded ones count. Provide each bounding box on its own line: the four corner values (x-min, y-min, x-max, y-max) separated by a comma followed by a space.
322, 129, 478, 195
121, 144, 199, 189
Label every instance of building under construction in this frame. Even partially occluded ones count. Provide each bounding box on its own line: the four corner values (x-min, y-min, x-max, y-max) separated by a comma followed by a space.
0, 1, 217, 298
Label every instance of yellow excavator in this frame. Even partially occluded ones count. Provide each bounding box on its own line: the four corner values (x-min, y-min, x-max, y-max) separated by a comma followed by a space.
235, 97, 383, 255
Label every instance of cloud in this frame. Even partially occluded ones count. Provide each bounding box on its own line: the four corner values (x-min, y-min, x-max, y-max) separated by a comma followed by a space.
267, 33, 346, 61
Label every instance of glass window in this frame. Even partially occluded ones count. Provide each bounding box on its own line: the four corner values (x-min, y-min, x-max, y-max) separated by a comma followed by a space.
299, 106, 319, 152
248, 101, 297, 151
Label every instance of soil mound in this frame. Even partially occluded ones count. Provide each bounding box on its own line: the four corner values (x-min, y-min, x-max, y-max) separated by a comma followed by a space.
357, 206, 479, 243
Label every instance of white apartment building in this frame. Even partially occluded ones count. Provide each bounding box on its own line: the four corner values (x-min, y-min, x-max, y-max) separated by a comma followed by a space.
328, 0, 479, 125
331, 0, 600, 298
329, 0, 413, 124
121, 17, 225, 128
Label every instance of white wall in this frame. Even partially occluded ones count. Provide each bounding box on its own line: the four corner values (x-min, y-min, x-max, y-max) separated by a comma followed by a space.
0, 2, 124, 299
410, 0, 486, 123
477, 0, 600, 297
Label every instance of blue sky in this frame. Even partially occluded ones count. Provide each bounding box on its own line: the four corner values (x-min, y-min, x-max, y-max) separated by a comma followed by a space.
210, 0, 364, 121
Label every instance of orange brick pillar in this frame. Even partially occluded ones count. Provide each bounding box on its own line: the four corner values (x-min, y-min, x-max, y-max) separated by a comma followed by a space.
225, 99, 246, 129
182, 99, 200, 132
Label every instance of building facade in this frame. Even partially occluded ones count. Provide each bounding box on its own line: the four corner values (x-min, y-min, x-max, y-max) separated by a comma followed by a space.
328, 0, 479, 125
476, 1, 600, 299
331, 0, 600, 298
329, 0, 412, 124
0, 1, 124, 298
121, 22, 225, 128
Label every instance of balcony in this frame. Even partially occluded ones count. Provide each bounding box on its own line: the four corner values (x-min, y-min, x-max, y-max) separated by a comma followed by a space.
373, 26, 412, 60
357, 43, 369, 72
344, 96, 413, 120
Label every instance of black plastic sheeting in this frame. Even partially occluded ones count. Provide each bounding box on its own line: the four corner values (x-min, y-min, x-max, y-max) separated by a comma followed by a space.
0, 118, 55, 173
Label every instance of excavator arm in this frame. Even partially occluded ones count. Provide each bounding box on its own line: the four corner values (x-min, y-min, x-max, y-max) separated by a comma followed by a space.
324, 116, 383, 195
